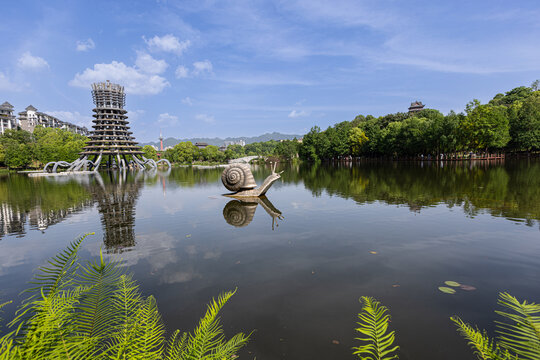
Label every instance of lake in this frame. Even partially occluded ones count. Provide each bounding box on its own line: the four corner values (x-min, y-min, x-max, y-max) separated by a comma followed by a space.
1, 160, 539, 359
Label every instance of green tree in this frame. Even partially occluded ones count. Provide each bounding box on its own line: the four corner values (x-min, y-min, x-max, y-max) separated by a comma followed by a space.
509, 92, 540, 151
489, 86, 534, 107
348, 127, 368, 156
274, 140, 298, 160
142, 145, 158, 160
461, 102, 510, 151
4, 141, 31, 168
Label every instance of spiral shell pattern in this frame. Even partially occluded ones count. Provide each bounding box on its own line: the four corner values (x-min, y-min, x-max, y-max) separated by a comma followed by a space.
221, 164, 257, 192
223, 200, 257, 227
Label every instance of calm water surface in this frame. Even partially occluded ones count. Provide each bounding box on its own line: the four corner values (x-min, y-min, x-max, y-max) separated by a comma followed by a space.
1, 160, 539, 359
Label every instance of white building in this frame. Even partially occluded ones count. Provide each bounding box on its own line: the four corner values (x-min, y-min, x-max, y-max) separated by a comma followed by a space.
0, 101, 17, 135
224, 139, 246, 147
18, 105, 89, 136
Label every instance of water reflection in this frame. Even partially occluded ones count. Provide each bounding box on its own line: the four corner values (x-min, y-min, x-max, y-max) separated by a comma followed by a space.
0, 170, 171, 251
0, 175, 94, 238
223, 196, 283, 229
90, 172, 142, 252
292, 160, 540, 228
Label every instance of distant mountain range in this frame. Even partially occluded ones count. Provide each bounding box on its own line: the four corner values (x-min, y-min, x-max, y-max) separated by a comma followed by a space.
141, 132, 302, 148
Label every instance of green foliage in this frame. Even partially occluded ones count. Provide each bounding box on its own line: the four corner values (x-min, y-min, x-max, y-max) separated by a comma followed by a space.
495, 292, 540, 359
461, 103, 510, 150
353, 293, 539, 360
453, 292, 539, 360
274, 140, 299, 160
0, 234, 249, 359
451, 317, 515, 360
297, 82, 538, 160
509, 92, 540, 151
0, 127, 87, 168
349, 127, 369, 156
353, 296, 399, 360
142, 145, 158, 160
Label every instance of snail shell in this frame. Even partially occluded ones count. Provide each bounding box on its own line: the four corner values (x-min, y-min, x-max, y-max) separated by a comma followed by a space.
221, 164, 257, 192
223, 200, 257, 227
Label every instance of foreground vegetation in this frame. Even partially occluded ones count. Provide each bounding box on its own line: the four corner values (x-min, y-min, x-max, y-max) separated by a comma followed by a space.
354, 293, 540, 360
0, 234, 538, 359
0, 234, 249, 359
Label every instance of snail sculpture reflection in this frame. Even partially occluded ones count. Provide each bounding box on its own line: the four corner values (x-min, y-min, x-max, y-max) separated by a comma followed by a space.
223, 196, 283, 230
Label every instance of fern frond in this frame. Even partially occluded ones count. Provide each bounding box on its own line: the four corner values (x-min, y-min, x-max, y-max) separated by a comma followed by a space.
27, 233, 92, 296
0, 301, 11, 323
164, 330, 188, 360
74, 248, 124, 341
210, 332, 251, 360
127, 295, 165, 359
185, 290, 233, 358
13, 286, 97, 360
181, 289, 250, 359
105, 274, 144, 359
495, 292, 540, 360
451, 317, 514, 360
353, 296, 399, 360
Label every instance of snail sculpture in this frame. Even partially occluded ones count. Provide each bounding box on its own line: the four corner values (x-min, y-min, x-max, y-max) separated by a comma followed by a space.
221, 163, 282, 197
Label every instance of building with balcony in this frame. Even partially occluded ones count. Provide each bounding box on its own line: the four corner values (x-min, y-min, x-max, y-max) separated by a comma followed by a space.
0, 101, 17, 135
18, 105, 89, 135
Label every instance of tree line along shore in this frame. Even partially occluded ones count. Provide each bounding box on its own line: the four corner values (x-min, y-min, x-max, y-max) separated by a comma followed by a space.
1, 81, 538, 169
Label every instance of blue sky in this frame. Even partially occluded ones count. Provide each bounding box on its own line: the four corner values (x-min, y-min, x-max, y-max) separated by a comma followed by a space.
1, 0, 539, 142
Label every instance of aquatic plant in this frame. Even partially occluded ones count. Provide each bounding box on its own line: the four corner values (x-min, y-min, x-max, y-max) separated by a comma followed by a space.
354, 293, 540, 360
0, 233, 249, 359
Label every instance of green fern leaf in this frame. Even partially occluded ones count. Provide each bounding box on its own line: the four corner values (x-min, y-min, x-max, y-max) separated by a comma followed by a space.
353, 296, 399, 360
451, 316, 515, 360
74, 248, 124, 342
164, 330, 188, 360
495, 292, 540, 360
27, 233, 92, 296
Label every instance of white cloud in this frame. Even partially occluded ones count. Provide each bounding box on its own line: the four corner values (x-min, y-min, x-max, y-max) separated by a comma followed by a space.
17, 52, 49, 70
157, 113, 179, 126
135, 51, 168, 74
288, 110, 309, 118
181, 97, 193, 105
144, 34, 191, 55
175, 65, 189, 78
0, 72, 20, 91
192, 60, 213, 75
76, 38, 95, 52
128, 109, 145, 122
69, 61, 169, 95
44, 110, 93, 128
195, 113, 214, 123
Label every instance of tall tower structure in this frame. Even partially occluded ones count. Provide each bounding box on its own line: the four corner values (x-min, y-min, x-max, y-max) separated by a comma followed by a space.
159, 129, 164, 152
43, 81, 170, 172
81, 81, 143, 165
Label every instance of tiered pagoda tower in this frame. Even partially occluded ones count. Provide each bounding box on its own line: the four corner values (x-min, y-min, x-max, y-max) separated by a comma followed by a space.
43, 81, 170, 172
81, 81, 143, 166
